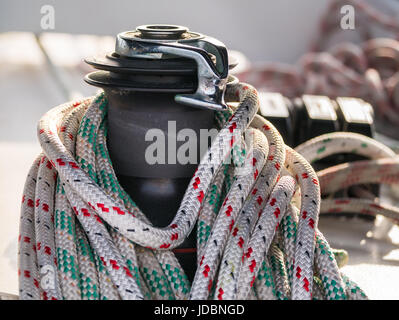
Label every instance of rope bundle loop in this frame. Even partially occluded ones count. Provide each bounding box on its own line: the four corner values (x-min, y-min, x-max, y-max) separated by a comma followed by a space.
19, 82, 399, 300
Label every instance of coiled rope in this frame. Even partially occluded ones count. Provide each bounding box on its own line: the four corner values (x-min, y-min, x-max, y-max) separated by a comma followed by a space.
18, 82, 399, 300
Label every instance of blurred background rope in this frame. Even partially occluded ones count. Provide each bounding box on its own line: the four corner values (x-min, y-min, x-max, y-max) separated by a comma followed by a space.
237, 0, 399, 140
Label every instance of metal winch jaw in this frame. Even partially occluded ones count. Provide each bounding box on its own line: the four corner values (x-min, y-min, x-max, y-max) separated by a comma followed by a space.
85, 24, 232, 111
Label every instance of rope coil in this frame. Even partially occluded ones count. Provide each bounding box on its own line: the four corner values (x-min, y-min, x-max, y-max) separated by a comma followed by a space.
18, 82, 399, 300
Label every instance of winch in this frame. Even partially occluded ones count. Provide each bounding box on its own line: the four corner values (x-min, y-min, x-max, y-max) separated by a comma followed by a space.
84, 24, 236, 281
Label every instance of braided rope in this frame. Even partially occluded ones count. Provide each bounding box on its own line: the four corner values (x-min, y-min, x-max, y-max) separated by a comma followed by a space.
18, 82, 399, 300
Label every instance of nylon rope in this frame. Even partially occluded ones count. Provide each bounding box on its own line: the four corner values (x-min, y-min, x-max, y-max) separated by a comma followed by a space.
18, 82, 399, 300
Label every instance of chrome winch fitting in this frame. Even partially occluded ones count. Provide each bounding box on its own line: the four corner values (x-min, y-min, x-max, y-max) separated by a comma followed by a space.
85, 24, 234, 111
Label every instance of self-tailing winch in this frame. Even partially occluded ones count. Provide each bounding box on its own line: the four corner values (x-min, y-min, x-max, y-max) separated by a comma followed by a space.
85, 24, 238, 110
84, 25, 237, 280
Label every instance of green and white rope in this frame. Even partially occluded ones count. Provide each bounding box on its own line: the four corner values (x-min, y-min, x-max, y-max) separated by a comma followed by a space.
18, 82, 399, 300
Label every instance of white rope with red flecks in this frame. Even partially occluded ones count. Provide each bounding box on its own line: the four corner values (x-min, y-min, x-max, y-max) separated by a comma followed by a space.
19, 82, 399, 300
